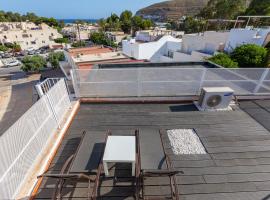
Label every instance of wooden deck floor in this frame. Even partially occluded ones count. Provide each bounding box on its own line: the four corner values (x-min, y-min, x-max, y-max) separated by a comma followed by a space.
34, 102, 270, 200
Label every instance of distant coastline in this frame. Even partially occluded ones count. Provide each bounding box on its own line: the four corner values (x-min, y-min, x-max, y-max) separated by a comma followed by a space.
58, 19, 99, 24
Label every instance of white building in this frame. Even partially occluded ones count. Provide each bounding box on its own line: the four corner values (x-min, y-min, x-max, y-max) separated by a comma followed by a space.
105, 31, 128, 45
122, 35, 182, 61
0, 22, 63, 50
135, 28, 184, 42
123, 27, 270, 63
181, 31, 229, 54
225, 27, 270, 53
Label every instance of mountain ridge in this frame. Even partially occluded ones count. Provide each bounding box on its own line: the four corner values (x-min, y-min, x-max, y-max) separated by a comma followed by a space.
136, 0, 209, 21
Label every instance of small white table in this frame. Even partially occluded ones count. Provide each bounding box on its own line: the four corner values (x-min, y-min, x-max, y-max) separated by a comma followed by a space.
103, 136, 136, 176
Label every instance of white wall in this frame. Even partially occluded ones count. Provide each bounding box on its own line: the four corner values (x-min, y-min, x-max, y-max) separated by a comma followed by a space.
225, 28, 270, 53
173, 51, 201, 62
182, 31, 229, 54
122, 35, 181, 61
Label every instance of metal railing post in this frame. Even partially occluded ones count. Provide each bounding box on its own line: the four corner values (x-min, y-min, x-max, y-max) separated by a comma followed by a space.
70, 70, 80, 98
45, 89, 61, 129
35, 84, 44, 98
137, 68, 142, 97
199, 68, 207, 93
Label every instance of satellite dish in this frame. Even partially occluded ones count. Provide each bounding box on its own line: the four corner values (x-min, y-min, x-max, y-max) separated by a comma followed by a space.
207, 95, 222, 107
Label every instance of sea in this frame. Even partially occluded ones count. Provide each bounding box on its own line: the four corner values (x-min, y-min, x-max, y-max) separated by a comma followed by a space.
58, 19, 99, 24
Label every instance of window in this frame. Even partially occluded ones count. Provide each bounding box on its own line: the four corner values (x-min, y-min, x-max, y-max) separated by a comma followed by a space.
167, 50, 174, 58
42, 40, 45, 43
15, 35, 18, 38
51, 33, 54, 36
22, 34, 29, 38
4, 35, 7, 39
30, 34, 32, 37
31, 41, 36, 44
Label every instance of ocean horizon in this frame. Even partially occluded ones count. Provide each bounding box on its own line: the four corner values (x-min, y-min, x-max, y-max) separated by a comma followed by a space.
58, 19, 99, 24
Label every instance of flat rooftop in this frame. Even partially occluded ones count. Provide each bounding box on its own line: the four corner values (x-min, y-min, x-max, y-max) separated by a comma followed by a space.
34, 100, 270, 199
73, 52, 127, 63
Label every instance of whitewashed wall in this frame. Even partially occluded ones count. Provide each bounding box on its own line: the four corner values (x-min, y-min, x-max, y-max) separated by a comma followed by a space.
122, 35, 182, 61
225, 28, 270, 53
182, 31, 229, 54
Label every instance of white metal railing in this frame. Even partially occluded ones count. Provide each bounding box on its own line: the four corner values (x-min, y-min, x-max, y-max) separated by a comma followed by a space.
35, 78, 61, 97
72, 68, 270, 98
0, 79, 71, 199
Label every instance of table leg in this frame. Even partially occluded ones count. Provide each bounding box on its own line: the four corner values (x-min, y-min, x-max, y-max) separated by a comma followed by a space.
132, 161, 135, 176
103, 161, 109, 176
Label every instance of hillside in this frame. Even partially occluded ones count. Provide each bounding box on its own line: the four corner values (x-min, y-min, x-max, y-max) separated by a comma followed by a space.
136, 0, 209, 21
245, 0, 270, 15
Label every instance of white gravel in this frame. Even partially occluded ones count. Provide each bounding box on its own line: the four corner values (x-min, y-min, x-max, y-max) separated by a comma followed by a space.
167, 129, 207, 155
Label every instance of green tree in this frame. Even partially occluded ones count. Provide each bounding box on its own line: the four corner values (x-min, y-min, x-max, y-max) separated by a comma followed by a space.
120, 10, 133, 33
21, 55, 46, 72
54, 37, 69, 44
98, 18, 107, 31
0, 45, 9, 52
208, 53, 238, 68
246, 0, 270, 15
12, 43, 21, 52
48, 52, 65, 68
4, 43, 21, 52
141, 19, 154, 30
180, 17, 205, 34
0, 10, 63, 31
90, 32, 107, 44
231, 44, 268, 68
106, 13, 121, 31
199, 0, 247, 19
90, 31, 118, 48
131, 16, 143, 33
120, 10, 133, 34
120, 10, 133, 22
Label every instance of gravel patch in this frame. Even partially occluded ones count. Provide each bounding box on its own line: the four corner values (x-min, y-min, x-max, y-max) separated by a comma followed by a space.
167, 129, 207, 155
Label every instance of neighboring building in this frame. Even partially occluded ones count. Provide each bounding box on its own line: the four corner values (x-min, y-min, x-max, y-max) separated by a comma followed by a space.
124, 27, 270, 63
225, 27, 270, 53
135, 28, 184, 42
0, 22, 63, 50
181, 31, 229, 54
122, 35, 182, 61
105, 31, 128, 45
61, 24, 99, 41
66, 46, 145, 69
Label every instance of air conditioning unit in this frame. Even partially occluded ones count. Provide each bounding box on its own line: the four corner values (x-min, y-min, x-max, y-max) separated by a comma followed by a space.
196, 87, 234, 111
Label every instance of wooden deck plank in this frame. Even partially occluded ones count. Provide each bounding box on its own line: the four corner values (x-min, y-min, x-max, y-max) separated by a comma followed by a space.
34, 102, 270, 200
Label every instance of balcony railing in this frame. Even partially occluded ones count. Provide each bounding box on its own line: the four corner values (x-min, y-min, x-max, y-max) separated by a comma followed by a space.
71, 67, 270, 98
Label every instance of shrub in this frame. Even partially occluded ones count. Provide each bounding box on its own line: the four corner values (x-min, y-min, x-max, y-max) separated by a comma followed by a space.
208, 53, 238, 68
0, 45, 9, 52
54, 37, 69, 44
71, 41, 86, 47
21, 55, 46, 72
231, 44, 268, 68
48, 52, 65, 68
90, 31, 118, 48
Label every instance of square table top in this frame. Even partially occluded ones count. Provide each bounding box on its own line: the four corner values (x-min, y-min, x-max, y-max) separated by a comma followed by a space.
103, 136, 136, 162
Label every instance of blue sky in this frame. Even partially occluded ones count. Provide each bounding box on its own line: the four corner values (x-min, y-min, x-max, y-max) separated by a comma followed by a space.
0, 0, 164, 19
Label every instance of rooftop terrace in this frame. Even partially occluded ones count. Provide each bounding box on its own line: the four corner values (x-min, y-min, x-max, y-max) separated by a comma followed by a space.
34, 100, 270, 200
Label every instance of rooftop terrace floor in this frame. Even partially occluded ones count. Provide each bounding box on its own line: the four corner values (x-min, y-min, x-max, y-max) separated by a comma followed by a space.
34, 101, 270, 200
